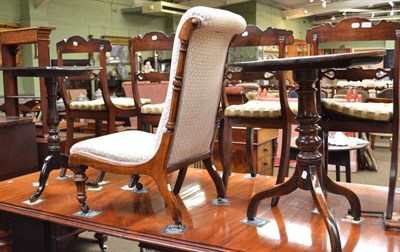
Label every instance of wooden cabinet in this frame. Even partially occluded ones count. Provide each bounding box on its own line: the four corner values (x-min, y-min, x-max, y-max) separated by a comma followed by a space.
0, 116, 38, 180
212, 127, 278, 176
287, 39, 310, 58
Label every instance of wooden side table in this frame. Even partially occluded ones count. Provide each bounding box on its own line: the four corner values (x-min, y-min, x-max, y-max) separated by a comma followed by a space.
228, 50, 385, 252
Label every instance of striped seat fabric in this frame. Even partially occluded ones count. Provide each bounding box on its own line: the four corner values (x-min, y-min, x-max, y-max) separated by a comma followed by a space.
322, 99, 393, 121
69, 97, 151, 111
141, 103, 164, 114
225, 100, 298, 118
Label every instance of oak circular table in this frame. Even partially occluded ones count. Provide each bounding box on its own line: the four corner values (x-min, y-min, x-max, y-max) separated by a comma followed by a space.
227, 50, 385, 252
0, 66, 101, 203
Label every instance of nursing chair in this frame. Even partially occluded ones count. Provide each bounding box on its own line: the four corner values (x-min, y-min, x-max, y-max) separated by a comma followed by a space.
220, 25, 295, 200
68, 7, 246, 226
128, 31, 174, 132
57, 36, 143, 183
306, 17, 400, 226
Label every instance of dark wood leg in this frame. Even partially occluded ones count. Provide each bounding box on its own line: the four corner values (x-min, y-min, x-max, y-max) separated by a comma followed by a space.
203, 158, 226, 199
30, 77, 61, 202
217, 117, 225, 173
0, 212, 12, 252
345, 151, 351, 183
70, 165, 89, 213
336, 165, 341, 182
309, 165, 342, 252
323, 172, 361, 221
173, 167, 188, 195
385, 128, 399, 223
247, 170, 299, 220
222, 118, 232, 190
245, 127, 256, 177
94, 232, 108, 252
271, 123, 292, 206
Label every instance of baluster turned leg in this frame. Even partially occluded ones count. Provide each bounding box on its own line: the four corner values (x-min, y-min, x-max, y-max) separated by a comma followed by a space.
30, 77, 61, 202
293, 69, 342, 252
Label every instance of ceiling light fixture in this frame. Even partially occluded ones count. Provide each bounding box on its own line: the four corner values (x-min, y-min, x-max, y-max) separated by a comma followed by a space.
310, 0, 314, 2
331, 16, 336, 21
322, 1, 327, 8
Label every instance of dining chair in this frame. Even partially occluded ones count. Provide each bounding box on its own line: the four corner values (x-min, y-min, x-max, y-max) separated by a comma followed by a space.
68, 6, 246, 227
128, 31, 174, 132
220, 25, 295, 203
306, 17, 400, 227
368, 88, 393, 150
56, 35, 147, 183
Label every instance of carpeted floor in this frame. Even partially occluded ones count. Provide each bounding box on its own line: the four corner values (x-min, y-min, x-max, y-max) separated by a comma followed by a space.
70, 138, 395, 252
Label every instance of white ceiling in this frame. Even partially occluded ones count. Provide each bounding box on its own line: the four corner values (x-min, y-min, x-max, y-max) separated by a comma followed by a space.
162, 0, 400, 23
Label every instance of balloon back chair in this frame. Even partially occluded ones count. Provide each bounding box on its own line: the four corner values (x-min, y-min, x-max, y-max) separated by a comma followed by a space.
306, 17, 400, 227
128, 31, 175, 132
68, 6, 246, 227
220, 25, 295, 203
57, 36, 144, 183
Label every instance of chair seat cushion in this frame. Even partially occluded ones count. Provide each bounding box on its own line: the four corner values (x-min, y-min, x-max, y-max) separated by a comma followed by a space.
224, 100, 297, 118
141, 103, 164, 115
70, 130, 158, 165
69, 97, 151, 111
322, 100, 393, 121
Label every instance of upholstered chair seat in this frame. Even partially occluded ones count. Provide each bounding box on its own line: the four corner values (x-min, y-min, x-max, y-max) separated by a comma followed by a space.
69, 97, 151, 111
140, 103, 164, 115
322, 100, 393, 121
225, 100, 298, 118
70, 130, 157, 164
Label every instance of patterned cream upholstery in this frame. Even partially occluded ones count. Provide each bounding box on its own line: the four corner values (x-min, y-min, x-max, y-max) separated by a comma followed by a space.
69, 97, 151, 111
225, 100, 298, 118
70, 7, 246, 167
322, 99, 393, 121
141, 103, 164, 114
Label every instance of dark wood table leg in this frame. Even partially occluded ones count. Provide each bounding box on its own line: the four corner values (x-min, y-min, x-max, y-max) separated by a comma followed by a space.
246, 69, 362, 252
30, 77, 65, 202
0, 212, 11, 252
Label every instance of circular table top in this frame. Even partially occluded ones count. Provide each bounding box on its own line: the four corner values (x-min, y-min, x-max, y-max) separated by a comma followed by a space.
227, 50, 385, 72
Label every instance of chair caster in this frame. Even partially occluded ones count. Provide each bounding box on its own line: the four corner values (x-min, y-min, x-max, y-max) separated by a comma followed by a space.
80, 203, 89, 214
129, 174, 143, 190
100, 244, 108, 251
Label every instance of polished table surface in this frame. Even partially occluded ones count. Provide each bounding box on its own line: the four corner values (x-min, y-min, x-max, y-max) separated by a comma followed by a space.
0, 168, 398, 252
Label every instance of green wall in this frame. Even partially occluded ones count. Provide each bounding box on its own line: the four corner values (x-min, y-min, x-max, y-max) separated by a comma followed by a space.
223, 1, 313, 39
0, 0, 319, 97
0, 0, 169, 96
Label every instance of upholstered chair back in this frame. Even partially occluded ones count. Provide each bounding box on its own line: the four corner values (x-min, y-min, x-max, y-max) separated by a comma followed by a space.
154, 7, 246, 168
